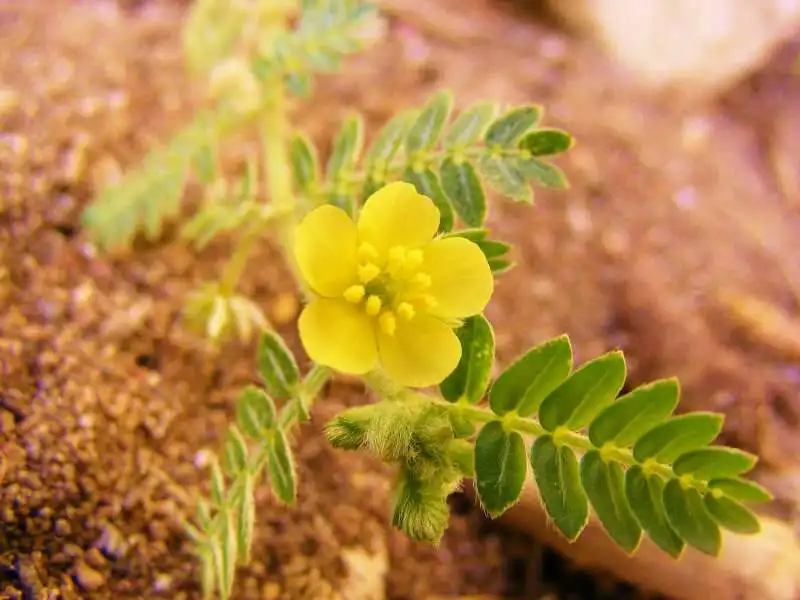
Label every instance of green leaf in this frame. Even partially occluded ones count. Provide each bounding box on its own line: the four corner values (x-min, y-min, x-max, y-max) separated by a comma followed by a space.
236, 386, 277, 438
444, 227, 486, 243
707, 478, 773, 503
257, 332, 300, 399
210, 456, 226, 506
478, 239, 511, 259
198, 548, 216, 600
406, 90, 453, 154
588, 378, 680, 448
365, 110, 417, 166
474, 421, 527, 517
220, 508, 238, 600
663, 480, 721, 556
488, 258, 515, 275
222, 426, 248, 474
704, 494, 760, 534
519, 128, 574, 156
290, 133, 319, 191
633, 413, 724, 464
489, 334, 572, 417
672, 447, 758, 481
477, 155, 531, 203
625, 467, 684, 558
444, 101, 498, 148
236, 474, 256, 563
580, 451, 642, 553
192, 144, 217, 184
517, 157, 569, 189
439, 315, 495, 404
440, 158, 486, 227
266, 429, 297, 504
538, 351, 626, 432
530, 435, 588, 540
326, 113, 364, 179
402, 167, 455, 233
485, 105, 542, 147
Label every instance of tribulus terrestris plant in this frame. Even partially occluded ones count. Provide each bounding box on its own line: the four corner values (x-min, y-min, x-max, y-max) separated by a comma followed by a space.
80, 1, 773, 598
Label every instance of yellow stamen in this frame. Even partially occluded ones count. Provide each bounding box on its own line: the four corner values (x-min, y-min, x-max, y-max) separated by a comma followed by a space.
358, 263, 381, 283
388, 246, 406, 264
397, 302, 415, 320
421, 294, 438, 310
413, 273, 431, 289
343, 285, 365, 303
358, 242, 379, 262
365, 295, 382, 316
379, 311, 396, 336
404, 249, 423, 271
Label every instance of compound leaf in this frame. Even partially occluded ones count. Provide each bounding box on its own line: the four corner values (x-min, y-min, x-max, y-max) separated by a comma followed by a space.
625, 466, 684, 558
266, 429, 297, 504
439, 315, 495, 404
403, 167, 454, 233
704, 494, 760, 534
489, 334, 572, 417
519, 128, 574, 156
477, 155, 531, 203
517, 157, 569, 189
581, 451, 642, 553
222, 426, 248, 474
663, 480, 721, 556
707, 478, 773, 504
290, 133, 319, 191
445, 101, 498, 148
475, 421, 527, 518
538, 351, 626, 432
406, 90, 453, 154
485, 105, 542, 147
236, 386, 277, 438
365, 109, 417, 165
257, 332, 300, 399
672, 447, 758, 481
633, 413, 724, 464
530, 435, 588, 541
326, 113, 364, 179
588, 378, 679, 448
440, 158, 486, 227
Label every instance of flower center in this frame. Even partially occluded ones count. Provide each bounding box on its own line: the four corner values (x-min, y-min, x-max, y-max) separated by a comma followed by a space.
342, 242, 437, 336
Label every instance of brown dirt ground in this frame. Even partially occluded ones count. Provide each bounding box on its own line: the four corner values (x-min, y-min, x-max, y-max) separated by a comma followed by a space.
1, 0, 799, 599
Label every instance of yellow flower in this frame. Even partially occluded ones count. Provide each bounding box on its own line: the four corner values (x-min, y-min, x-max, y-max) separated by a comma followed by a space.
295, 181, 494, 388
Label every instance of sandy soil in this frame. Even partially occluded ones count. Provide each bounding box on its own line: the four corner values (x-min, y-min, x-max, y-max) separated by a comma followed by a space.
1, 0, 798, 598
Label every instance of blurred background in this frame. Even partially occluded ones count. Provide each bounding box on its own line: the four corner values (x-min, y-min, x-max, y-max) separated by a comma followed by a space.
1, 0, 799, 599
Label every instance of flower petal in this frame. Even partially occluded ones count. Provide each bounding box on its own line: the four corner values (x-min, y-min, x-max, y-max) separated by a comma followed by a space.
298, 299, 378, 375
295, 205, 359, 297
357, 181, 440, 257
423, 237, 493, 318
378, 314, 461, 388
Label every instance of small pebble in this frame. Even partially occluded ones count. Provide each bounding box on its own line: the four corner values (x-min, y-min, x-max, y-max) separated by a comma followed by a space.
73, 560, 105, 591
96, 523, 129, 559
84, 547, 106, 570
54, 519, 71, 536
